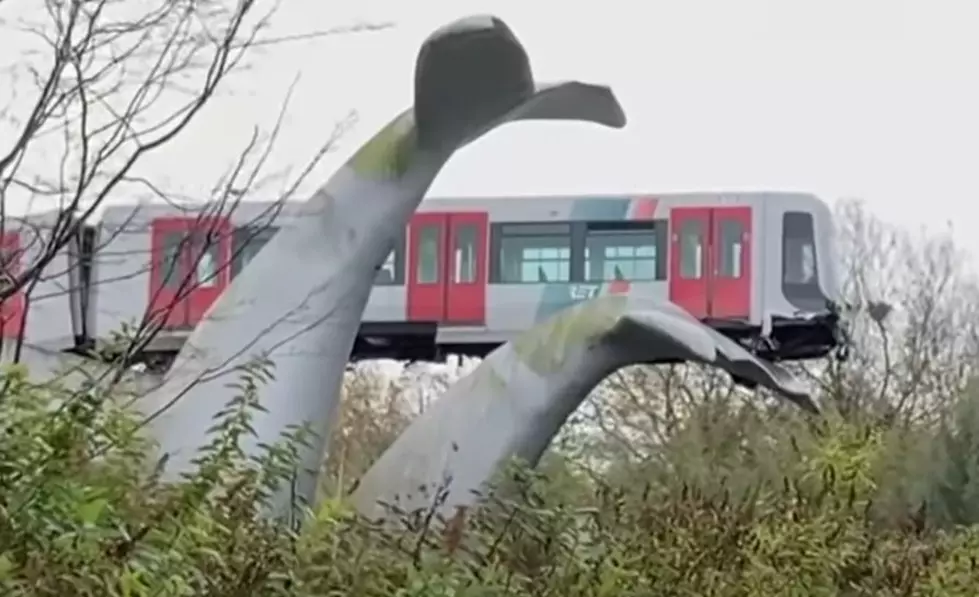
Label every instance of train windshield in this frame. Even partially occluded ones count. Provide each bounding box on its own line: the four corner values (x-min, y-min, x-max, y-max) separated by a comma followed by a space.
782, 211, 824, 309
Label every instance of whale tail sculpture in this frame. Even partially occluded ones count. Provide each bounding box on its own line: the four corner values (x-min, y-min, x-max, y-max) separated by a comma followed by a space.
139, 14, 628, 516
414, 16, 625, 150
351, 294, 817, 522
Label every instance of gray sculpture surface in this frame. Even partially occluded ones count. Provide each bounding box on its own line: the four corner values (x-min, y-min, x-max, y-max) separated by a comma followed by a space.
352, 294, 816, 521
138, 15, 627, 514
2, 343, 162, 396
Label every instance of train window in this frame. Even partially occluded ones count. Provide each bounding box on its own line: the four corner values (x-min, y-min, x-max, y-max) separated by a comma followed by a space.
519, 247, 571, 282
718, 219, 744, 278
231, 225, 279, 279
453, 225, 477, 283
494, 223, 572, 283
679, 219, 704, 279
160, 232, 186, 289
584, 223, 658, 282
782, 212, 818, 285
416, 225, 441, 284
375, 254, 396, 285
375, 234, 405, 285
376, 253, 396, 284
194, 233, 220, 288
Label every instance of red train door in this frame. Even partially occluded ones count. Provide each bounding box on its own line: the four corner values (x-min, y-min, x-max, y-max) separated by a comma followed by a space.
407, 211, 489, 324
711, 206, 752, 319
0, 232, 24, 339
669, 207, 711, 318
445, 212, 488, 324
407, 212, 448, 322
150, 217, 231, 329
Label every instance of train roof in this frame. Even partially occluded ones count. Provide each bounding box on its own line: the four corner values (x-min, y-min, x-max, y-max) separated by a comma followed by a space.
420, 190, 823, 201
18, 190, 829, 229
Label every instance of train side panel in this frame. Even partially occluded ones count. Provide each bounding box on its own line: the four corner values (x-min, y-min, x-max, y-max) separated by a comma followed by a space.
362, 231, 407, 322
76, 191, 841, 362
420, 193, 766, 345
481, 195, 665, 340
94, 207, 158, 345
411, 192, 836, 358
95, 202, 311, 348
5, 213, 78, 350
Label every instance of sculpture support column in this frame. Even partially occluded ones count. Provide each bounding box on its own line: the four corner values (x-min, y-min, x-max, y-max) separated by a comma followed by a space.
138, 15, 627, 516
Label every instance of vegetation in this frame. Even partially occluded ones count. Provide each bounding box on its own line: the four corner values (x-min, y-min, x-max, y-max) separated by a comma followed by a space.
0, 202, 978, 595
3, 362, 979, 595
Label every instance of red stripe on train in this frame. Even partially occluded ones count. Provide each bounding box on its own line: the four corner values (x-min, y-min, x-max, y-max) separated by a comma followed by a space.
633, 196, 658, 220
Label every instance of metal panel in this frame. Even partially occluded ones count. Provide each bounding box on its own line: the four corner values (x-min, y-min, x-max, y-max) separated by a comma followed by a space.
23, 220, 81, 350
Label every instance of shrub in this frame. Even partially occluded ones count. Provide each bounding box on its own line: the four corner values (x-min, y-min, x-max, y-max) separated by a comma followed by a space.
1, 362, 979, 596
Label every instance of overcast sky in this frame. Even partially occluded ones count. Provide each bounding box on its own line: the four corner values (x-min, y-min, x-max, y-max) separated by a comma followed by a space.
3, 0, 978, 257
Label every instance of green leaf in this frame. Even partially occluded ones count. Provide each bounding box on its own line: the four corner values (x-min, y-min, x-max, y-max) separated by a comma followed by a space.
0, 553, 14, 580
77, 498, 108, 526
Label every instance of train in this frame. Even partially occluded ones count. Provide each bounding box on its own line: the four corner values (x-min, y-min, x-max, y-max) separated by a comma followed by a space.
3, 191, 846, 370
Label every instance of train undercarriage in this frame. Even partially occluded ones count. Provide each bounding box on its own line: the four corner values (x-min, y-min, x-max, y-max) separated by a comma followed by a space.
349, 307, 849, 366
73, 305, 848, 377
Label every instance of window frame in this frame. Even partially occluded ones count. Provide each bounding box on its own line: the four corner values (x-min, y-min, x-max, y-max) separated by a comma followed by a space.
716, 218, 745, 279
583, 220, 666, 283
490, 222, 574, 284
159, 231, 187, 290
451, 224, 478, 284
414, 224, 442, 285
781, 210, 825, 309
191, 229, 222, 289
678, 218, 706, 280
781, 211, 819, 286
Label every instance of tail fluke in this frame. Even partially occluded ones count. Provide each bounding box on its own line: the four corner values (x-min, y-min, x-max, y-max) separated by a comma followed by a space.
413, 15, 626, 151
616, 308, 817, 413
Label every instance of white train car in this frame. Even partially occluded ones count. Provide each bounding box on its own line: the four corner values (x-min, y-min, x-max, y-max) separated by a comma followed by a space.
2, 191, 847, 370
